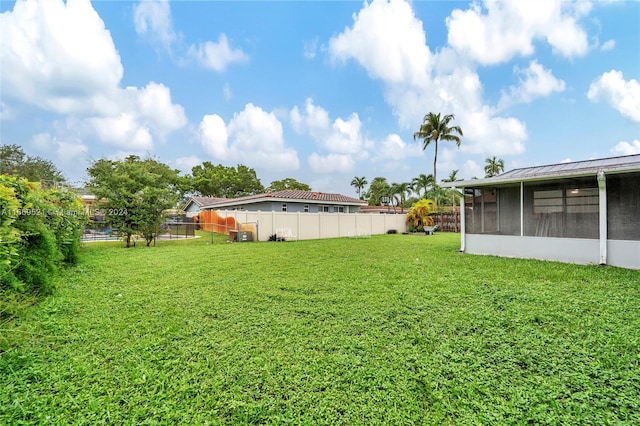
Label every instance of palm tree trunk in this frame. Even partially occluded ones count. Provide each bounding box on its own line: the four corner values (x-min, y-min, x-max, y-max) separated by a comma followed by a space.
433, 139, 439, 183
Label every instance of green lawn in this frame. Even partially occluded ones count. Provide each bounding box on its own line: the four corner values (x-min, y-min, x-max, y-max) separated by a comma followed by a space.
1, 233, 639, 424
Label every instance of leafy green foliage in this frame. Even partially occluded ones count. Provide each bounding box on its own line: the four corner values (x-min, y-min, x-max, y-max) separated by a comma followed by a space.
1, 175, 87, 331
267, 177, 311, 192
413, 112, 463, 182
485, 156, 505, 177
191, 162, 264, 197
0, 144, 65, 185
1, 234, 639, 424
87, 155, 182, 247
366, 176, 390, 206
406, 198, 437, 229
350, 176, 368, 199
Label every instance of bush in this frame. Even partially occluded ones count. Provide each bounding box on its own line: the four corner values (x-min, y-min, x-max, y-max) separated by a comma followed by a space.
268, 233, 285, 242
0, 176, 86, 295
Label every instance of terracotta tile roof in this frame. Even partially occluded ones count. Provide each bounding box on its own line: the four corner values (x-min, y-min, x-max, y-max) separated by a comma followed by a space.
187, 190, 366, 209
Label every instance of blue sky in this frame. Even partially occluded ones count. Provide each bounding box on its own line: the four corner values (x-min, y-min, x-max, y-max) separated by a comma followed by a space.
1, 0, 639, 196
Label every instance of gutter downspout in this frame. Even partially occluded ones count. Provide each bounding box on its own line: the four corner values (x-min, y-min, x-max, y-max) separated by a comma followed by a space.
459, 188, 465, 252
597, 170, 607, 265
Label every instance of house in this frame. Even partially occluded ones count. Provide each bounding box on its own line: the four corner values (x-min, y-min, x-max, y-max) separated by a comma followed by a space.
183, 196, 227, 218
184, 190, 367, 216
442, 154, 640, 269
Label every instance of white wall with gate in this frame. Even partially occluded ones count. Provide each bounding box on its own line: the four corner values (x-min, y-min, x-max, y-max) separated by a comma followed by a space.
214, 210, 408, 241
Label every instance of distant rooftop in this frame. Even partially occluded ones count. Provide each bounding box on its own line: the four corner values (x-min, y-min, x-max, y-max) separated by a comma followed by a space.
443, 154, 640, 188
186, 190, 366, 210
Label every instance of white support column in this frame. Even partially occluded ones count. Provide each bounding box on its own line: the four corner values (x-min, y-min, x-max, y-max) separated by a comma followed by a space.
520, 181, 524, 237
459, 188, 466, 252
597, 170, 607, 265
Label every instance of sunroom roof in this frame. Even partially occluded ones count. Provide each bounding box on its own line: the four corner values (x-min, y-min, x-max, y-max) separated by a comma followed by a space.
442, 154, 640, 188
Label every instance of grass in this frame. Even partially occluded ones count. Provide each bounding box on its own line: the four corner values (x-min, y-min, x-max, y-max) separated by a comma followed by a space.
1, 232, 639, 424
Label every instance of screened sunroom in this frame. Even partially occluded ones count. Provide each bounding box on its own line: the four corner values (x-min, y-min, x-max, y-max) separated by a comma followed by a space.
443, 154, 640, 269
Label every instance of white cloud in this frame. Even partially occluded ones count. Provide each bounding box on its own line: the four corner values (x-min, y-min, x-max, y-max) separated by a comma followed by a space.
133, 0, 176, 51
90, 113, 153, 150
29, 132, 88, 173
462, 160, 484, 180
373, 133, 422, 162
499, 60, 565, 108
600, 39, 615, 51
329, 0, 431, 86
290, 98, 331, 136
290, 98, 371, 156
55, 140, 89, 167
308, 153, 355, 173
446, 0, 589, 65
612, 139, 640, 155
128, 82, 187, 136
133, 1, 247, 73
588, 70, 640, 122
175, 156, 202, 173
1, 102, 15, 121
199, 103, 300, 171
223, 83, 233, 101
328, 1, 528, 157
0, 0, 123, 115
199, 114, 229, 159
304, 37, 319, 59
188, 34, 249, 72
1, 0, 187, 153
462, 108, 527, 156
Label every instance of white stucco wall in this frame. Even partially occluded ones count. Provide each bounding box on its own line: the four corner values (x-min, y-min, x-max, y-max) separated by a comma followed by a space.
463, 234, 640, 269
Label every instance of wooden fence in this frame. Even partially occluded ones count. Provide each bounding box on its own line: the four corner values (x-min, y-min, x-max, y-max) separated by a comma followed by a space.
429, 212, 461, 232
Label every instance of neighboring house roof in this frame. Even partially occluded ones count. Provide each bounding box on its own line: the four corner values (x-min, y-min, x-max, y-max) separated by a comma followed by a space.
443, 154, 640, 188
183, 196, 227, 211
184, 190, 367, 211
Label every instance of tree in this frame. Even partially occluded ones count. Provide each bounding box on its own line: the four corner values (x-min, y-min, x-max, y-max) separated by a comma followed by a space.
390, 182, 412, 213
365, 177, 390, 206
350, 176, 368, 199
413, 113, 463, 183
484, 156, 505, 178
0, 144, 65, 185
191, 162, 263, 197
411, 173, 435, 198
441, 169, 463, 208
1, 175, 86, 295
267, 178, 311, 192
406, 199, 437, 231
442, 169, 460, 183
87, 156, 183, 248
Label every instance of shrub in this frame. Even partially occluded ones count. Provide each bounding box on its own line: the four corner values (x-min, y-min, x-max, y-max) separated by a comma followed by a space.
0, 176, 86, 295
406, 199, 437, 231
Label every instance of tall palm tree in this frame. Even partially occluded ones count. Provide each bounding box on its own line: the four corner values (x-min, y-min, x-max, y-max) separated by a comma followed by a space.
441, 169, 463, 208
366, 177, 390, 206
390, 182, 412, 213
411, 173, 434, 199
442, 169, 460, 183
484, 157, 505, 178
350, 176, 368, 199
413, 113, 463, 183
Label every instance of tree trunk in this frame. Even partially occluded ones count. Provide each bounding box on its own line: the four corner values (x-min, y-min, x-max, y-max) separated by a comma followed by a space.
433, 139, 439, 184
